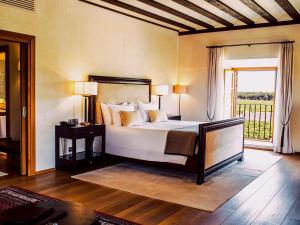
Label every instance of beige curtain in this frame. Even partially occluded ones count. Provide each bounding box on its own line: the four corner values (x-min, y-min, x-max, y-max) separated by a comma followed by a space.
274, 43, 294, 154
207, 47, 224, 122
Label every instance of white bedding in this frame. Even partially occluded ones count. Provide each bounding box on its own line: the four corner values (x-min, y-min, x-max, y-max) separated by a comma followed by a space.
105, 120, 202, 165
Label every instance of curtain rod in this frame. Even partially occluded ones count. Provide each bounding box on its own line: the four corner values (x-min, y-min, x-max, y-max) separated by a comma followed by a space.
206, 41, 295, 48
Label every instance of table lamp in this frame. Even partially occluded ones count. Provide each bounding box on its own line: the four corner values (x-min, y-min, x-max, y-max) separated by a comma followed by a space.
74, 81, 98, 125
173, 84, 187, 115
152, 85, 169, 109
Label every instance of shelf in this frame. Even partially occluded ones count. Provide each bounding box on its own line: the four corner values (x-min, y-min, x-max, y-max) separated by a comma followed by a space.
59, 151, 102, 161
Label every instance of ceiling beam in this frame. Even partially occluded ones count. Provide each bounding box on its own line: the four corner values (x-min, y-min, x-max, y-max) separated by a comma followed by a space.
171, 0, 234, 27
136, 0, 214, 29
97, 0, 196, 30
79, 0, 179, 32
274, 0, 300, 20
179, 19, 300, 35
240, 0, 277, 23
204, 0, 254, 25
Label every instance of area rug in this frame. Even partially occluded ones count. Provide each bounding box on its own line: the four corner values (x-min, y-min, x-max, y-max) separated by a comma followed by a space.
0, 172, 7, 177
0, 186, 138, 225
73, 150, 282, 212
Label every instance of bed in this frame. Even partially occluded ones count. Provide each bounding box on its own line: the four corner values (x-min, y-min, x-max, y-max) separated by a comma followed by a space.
89, 75, 244, 184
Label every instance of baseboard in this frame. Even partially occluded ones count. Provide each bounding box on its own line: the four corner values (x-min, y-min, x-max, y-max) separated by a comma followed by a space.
35, 168, 56, 175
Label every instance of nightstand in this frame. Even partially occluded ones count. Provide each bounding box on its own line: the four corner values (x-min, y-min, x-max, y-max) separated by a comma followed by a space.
55, 124, 105, 171
167, 115, 182, 121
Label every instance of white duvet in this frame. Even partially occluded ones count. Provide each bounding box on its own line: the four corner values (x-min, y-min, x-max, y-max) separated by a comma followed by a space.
105, 120, 202, 165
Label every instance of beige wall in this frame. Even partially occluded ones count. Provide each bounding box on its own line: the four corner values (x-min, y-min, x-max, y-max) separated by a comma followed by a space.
0, 0, 179, 171
178, 24, 300, 152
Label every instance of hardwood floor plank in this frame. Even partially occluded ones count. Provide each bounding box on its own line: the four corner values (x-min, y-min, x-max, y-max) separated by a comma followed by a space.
115, 198, 166, 221
135, 202, 183, 225
251, 177, 300, 225
191, 207, 234, 225
222, 159, 283, 210
221, 161, 294, 225
281, 218, 300, 225
285, 198, 300, 221
0, 153, 299, 225
158, 207, 209, 225
100, 194, 147, 215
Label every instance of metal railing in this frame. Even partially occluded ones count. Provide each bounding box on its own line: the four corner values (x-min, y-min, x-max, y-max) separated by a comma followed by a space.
237, 103, 274, 142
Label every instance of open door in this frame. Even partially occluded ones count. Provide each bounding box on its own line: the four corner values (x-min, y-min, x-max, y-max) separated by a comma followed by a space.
0, 29, 35, 176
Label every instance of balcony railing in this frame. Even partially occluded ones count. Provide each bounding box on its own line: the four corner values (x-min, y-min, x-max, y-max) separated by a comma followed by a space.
237, 103, 274, 142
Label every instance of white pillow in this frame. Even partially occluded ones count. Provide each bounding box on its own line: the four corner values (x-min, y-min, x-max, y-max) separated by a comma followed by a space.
138, 101, 159, 122
101, 102, 128, 125
148, 110, 168, 123
109, 103, 135, 126
100, 103, 112, 125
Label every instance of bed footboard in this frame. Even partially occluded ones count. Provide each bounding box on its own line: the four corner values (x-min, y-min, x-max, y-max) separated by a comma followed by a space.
197, 117, 244, 184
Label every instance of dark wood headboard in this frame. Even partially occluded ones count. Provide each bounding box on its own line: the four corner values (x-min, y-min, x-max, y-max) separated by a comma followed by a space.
88, 75, 152, 123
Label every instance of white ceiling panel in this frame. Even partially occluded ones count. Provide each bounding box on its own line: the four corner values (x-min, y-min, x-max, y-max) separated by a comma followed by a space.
256, 0, 292, 21
221, 0, 268, 23
118, 0, 199, 29
187, 0, 243, 26
158, 0, 225, 28
85, 0, 185, 31
80, 0, 300, 34
289, 0, 300, 14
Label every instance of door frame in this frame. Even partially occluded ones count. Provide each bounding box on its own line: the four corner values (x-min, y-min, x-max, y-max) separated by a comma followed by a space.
0, 29, 35, 176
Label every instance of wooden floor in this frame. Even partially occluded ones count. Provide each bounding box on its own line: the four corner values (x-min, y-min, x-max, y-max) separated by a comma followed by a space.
0, 152, 299, 225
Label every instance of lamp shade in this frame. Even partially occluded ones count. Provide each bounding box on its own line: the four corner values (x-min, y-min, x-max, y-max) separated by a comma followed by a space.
173, 85, 187, 94
152, 85, 169, 96
74, 81, 98, 96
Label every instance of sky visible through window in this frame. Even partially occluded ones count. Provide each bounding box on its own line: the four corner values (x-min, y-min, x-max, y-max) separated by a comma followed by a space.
237, 71, 276, 92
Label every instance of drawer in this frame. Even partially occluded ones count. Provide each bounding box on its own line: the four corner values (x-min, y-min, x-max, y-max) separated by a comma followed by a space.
73, 126, 104, 138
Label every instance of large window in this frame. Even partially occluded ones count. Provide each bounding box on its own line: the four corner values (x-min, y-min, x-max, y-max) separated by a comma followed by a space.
224, 67, 277, 142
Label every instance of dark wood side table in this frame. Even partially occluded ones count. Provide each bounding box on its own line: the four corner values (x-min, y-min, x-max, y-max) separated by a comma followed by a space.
167, 115, 182, 120
55, 124, 105, 171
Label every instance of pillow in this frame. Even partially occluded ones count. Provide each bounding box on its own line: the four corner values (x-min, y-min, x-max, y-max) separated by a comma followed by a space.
119, 110, 143, 127
138, 101, 159, 122
100, 102, 132, 125
148, 110, 168, 123
109, 103, 135, 126
100, 103, 112, 125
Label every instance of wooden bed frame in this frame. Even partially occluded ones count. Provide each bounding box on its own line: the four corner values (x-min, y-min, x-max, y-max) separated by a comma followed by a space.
88, 75, 244, 184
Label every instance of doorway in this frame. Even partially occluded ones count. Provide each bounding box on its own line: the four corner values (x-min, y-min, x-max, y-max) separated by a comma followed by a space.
0, 30, 35, 176
0, 42, 21, 174
224, 67, 277, 144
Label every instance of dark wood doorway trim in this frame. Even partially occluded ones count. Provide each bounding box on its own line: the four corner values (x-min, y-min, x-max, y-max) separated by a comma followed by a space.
0, 29, 35, 176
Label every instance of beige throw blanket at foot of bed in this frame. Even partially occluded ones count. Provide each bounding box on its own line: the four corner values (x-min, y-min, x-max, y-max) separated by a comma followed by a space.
165, 130, 197, 156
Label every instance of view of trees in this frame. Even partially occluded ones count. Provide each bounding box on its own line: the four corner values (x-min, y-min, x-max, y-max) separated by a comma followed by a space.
237, 92, 274, 101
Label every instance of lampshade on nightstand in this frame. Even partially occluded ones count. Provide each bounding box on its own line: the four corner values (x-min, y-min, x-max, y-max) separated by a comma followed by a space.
173, 84, 187, 115
74, 81, 98, 125
74, 81, 98, 96
152, 85, 169, 109
173, 85, 187, 95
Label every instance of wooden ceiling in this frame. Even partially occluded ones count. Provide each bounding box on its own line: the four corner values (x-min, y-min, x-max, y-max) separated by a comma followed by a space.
79, 0, 300, 35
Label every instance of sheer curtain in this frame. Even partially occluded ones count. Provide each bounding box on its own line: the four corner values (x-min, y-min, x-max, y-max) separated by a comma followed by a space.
274, 43, 294, 154
207, 47, 224, 122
